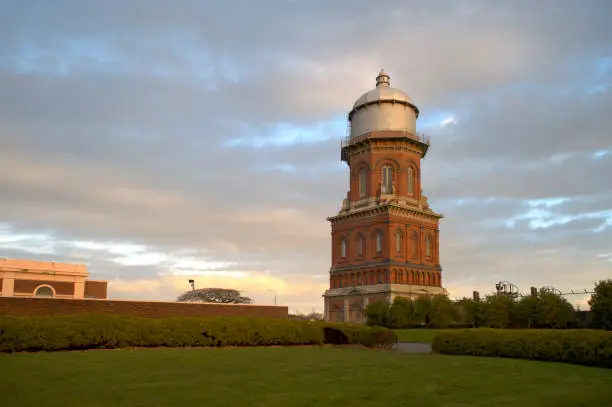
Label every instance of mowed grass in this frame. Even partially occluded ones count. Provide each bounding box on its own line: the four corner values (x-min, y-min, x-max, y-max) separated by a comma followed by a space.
394, 328, 465, 343
1, 347, 611, 407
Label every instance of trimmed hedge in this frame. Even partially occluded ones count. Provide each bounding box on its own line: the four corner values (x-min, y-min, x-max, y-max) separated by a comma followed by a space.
432, 329, 612, 368
0, 315, 397, 352
321, 322, 398, 349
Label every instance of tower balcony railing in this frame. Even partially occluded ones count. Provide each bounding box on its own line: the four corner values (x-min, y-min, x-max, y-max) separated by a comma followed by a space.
341, 128, 430, 149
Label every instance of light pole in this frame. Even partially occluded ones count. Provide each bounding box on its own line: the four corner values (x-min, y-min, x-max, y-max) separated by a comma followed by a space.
188, 279, 195, 294
266, 289, 278, 305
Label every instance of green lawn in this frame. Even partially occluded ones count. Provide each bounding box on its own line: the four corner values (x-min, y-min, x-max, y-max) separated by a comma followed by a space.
1, 347, 611, 407
394, 328, 466, 343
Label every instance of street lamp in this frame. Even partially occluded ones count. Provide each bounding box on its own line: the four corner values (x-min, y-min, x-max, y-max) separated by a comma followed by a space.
266, 289, 278, 305
188, 279, 195, 293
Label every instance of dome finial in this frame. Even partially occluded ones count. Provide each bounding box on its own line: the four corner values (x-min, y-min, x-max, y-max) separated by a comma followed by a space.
376, 69, 390, 87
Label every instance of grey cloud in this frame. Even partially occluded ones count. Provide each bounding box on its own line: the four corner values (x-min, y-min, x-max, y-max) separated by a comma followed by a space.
1, 1, 612, 307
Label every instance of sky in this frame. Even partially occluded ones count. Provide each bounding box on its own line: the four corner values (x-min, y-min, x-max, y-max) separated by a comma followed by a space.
1, 0, 611, 312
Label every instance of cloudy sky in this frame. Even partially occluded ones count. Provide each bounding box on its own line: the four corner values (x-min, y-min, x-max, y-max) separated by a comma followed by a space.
1, 0, 611, 312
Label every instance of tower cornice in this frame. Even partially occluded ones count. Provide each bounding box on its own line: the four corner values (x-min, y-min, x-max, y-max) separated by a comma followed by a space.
327, 202, 443, 225
330, 260, 442, 273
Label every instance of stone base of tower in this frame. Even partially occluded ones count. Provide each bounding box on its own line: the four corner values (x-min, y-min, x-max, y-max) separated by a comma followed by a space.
322, 283, 447, 323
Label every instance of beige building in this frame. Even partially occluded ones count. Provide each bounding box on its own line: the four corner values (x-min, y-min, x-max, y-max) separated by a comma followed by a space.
0, 258, 107, 299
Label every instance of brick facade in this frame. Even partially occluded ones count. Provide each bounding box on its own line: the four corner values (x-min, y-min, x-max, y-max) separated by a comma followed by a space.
0, 297, 288, 319
14, 279, 76, 296
322, 72, 446, 323
84, 280, 108, 299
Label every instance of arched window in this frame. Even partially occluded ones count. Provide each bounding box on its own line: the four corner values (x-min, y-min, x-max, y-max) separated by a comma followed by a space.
426, 234, 432, 257
381, 165, 393, 194
395, 230, 402, 253
34, 285, 54, 298
358, 168, 367, 198
357, 234, 364, 257
407, 167, 415, 195
376, 231, 383, 253
341, 238, 347, 258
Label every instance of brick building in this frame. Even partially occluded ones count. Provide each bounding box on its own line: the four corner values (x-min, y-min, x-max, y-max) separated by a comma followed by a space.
0, 258, 108, 299
322, 70, 446, 322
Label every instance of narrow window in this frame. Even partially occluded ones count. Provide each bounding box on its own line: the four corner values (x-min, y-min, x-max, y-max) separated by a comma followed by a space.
358, 235, 364, 257
341, 238, 347, 258
382, 165, 393, 194
376, 231, 382, 253
358, 169, 367, 198
407, 167, 414, 195
412, 231, 418, 257
426, 234, 432, 257
396, 230, 402, 253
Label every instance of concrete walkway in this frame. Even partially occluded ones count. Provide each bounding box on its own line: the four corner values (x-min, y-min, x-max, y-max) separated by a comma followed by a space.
394, 342, 432, 354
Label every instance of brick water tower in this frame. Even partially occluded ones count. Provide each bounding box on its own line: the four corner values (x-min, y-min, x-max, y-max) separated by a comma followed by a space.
322, 70, 446, 322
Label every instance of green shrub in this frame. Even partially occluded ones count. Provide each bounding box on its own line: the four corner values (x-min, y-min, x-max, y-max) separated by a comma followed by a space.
0, 315, 397, 352
321, 322, 398, 349
432, 329, 612, 368
364, 300, 390, 327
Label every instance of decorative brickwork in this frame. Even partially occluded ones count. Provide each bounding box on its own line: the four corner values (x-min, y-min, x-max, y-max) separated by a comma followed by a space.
323, 71, 446, 322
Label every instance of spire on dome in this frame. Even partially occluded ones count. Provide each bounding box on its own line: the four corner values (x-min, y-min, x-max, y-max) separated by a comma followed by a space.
376, 69, 390, 87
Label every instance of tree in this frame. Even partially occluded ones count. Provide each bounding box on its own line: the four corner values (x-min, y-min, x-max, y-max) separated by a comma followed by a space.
413, 295, 432, 325
536, 291, 575, 329
428, 295, 457, 328
388, 297, 414, 329
515, 295, 539, 328
589, 279, 612, 330
456, 297, 486, 328
484, 294, 515, 328
177, 288, 254, 304
364, 300, 390, 327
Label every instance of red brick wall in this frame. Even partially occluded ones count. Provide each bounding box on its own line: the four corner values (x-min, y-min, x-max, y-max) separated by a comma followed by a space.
0, 297, 288, 319
84, 280, 108, 299
13, 279, 75, 296
330, 133, 443, 291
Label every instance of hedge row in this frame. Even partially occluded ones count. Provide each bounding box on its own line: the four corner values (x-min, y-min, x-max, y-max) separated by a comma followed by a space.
431, 329, 612, 368
0, 315, 398, 352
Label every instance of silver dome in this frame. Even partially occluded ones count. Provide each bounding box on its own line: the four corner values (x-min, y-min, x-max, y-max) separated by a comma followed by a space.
349, 70, 419, 120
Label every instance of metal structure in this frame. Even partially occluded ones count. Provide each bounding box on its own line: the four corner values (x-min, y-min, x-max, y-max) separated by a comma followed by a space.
540, 286, 562, 295
457, 281, 595, 302
490, 281, 595, 300
494, 280, 520, 299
